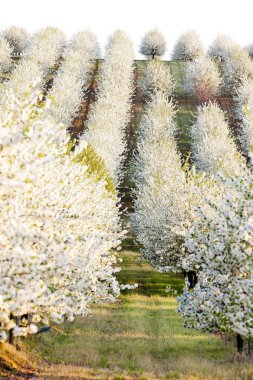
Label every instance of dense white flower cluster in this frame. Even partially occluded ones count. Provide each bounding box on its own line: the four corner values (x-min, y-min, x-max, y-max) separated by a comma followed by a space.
132, 62, 218, 274
246, 43, 253, 55
3, 27, 65, 98
132, 63, 193, 271
191, 103, 245, 177
184, 57, 222, 104
0, 82, 123, 341
0, 37, 12, 73
233, 78, 253, 164
84, 30, 134, 184
207, 35, 236, 60
139, 29, 166, 59
171, 31, 204, 60
46, 31, 99, 126
141, 59, 174, 96
223, 44, 253, 90
1, 26, 31, 56
178, 171, 253, 342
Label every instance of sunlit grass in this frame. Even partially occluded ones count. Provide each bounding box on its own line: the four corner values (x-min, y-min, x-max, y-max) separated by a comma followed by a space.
25, 250, 253, 380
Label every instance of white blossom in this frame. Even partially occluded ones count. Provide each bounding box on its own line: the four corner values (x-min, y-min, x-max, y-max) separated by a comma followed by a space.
139, 28, 166, 59
207, 35, 236, 60
2, 27, 66, 99
0, 37, 12, 73
223, 44, 253, 90
191, 103, 245, 177
46, 31, 99, 126
1, 26, 31, 56
0, 81, 123, 340
172, 31, 204, 60
132, 87, 190, 272
245, 43, 253, 56
184, 57, 222, 104
235, 79, 253, 164
141, 59, 174, 96
179, 171, 253, 340
84, 30, 134, 184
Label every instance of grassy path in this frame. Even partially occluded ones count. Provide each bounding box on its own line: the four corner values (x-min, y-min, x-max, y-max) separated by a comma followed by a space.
25, 251, 253, 380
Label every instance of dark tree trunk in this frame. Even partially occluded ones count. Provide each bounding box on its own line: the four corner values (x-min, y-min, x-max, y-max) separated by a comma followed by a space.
9, 313, 14, 344
247, 338, 251, 357
187, 271, 198, 289
9, 329, 14, 344
237, 334, 244, 353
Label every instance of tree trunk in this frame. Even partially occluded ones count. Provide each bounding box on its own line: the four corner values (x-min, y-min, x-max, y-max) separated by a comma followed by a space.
237, 334, 243, 353
9, 328, 14, 345
187, 271, 198, 289
247, 338, 251, 357
8, 313, 14, 344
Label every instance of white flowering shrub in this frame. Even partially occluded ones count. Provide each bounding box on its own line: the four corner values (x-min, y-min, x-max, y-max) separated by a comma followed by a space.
84, 30, 134, 184
239, 91, 253, 165
2, 27, 65, 99
132, 62, 219, 274
191, 103, 245, 177
184, 57, 222, 104
237, 88, 253, 164
142, 59, 174, 96
1, 26, 31, 56
0, 36, 12, 72
0, 81, 123, 342
139, 28, 166, 59
178, 171, 253, 350
207, 35, 236, 60
223, 44, 253, 90
246, 43, 253, 55
28, 27, 65, 71
132, 89, 193, 272
235, 77, 253, 121
171, 31, 204, 60
46, 31, 99, 126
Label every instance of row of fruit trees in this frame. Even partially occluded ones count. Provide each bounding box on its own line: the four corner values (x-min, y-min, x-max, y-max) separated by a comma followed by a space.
0, 26, 252, 355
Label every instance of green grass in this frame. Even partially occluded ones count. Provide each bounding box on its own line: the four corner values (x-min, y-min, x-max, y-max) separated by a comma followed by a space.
117, 251, 184, 296
25, 250, 253, 380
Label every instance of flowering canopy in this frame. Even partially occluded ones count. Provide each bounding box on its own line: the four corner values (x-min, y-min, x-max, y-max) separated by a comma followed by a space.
184, 57, 222, 104
46, 31, 99, 126
179, 171, 253, 340
84, 30, 134, 184
0, 81, 123, 341
1, 26, 31, 56
139, 29, 166, 59
191, 103, 245, 177
0, 37, 12, 73
172, 31, 204, 60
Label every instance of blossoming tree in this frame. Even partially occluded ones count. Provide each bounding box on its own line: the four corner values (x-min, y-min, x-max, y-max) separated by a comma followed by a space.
0, 80, 123, 343
184, 57, 222, 104
84, 30, 134, 184
172, 31, 204, 60
178, 170, 253, 353
139, 29, 166, 59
